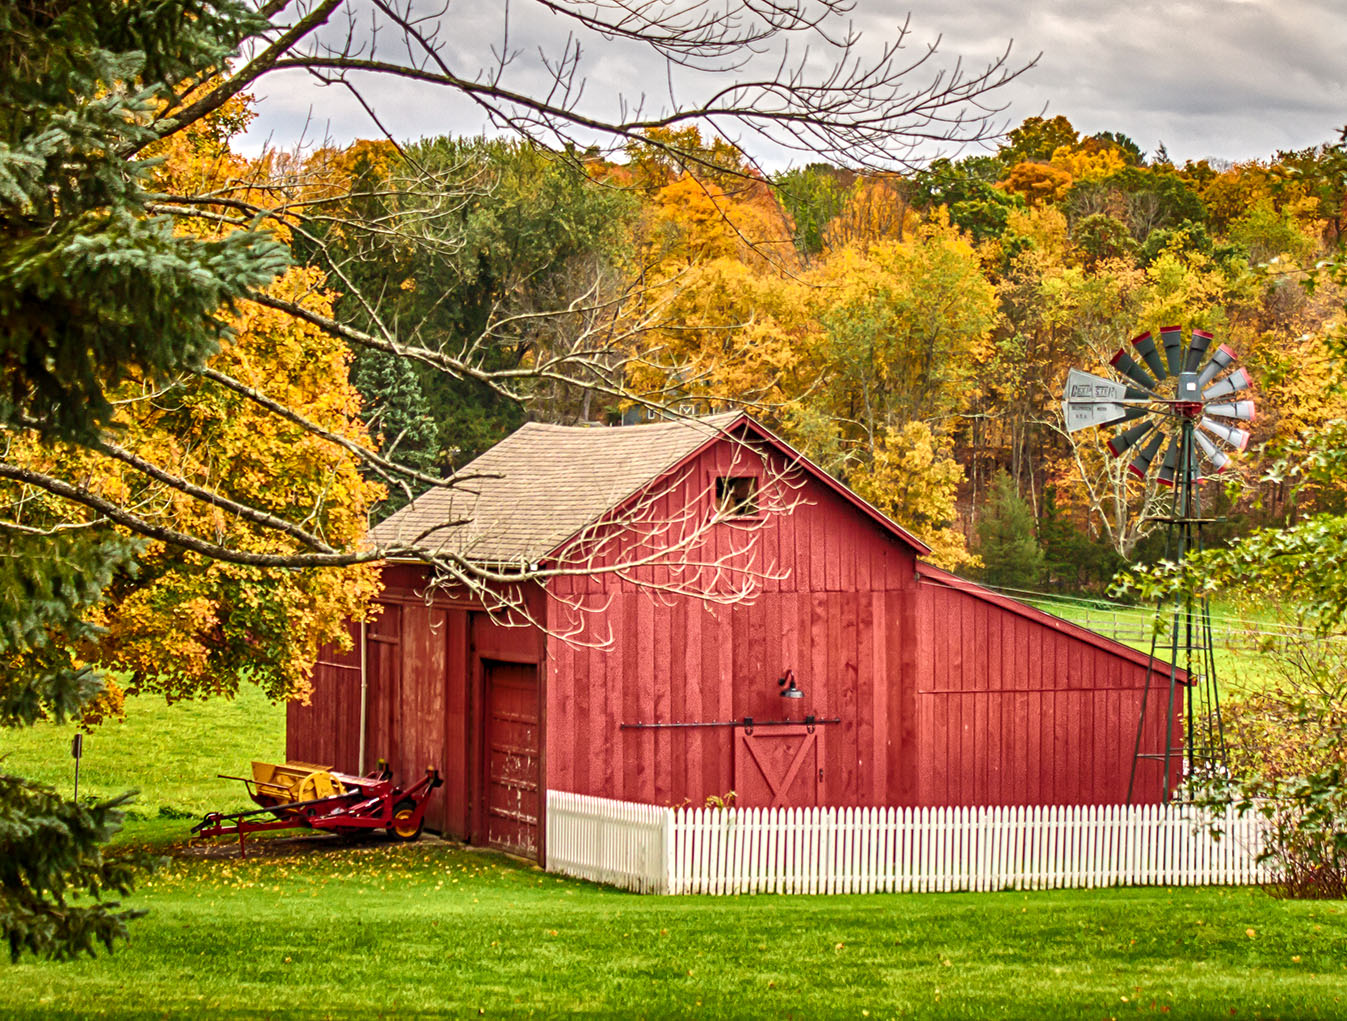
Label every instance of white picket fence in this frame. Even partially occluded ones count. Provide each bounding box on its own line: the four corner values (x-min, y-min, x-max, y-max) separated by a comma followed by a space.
545, 791, 1274, 895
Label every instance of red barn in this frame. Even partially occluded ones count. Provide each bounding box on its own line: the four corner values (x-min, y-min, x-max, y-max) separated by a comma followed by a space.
290, 413, 1181, 862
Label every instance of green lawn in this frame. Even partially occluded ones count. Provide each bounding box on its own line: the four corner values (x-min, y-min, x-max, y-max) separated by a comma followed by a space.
7, 835, 1347, 1019
6, 659, 1345, 1018
1, 684, 285, 819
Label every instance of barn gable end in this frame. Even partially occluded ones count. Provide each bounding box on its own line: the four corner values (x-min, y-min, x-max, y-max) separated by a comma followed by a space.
543, 429, 925, 809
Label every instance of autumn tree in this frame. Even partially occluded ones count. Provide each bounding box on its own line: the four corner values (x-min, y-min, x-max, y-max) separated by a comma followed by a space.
0, 0, 1037, 956
850, 421, 978, 571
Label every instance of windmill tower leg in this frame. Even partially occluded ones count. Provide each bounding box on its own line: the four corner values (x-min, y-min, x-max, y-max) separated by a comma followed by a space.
1127, 417, 1229, 803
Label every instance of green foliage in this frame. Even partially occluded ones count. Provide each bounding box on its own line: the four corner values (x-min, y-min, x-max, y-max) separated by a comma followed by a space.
908, 156, 1024, 241
999, 115, 1079, 164
1118, 421, 1347, 632
1277, 135, 1347, 243
0, 0, 286, 443
0, 0, 285, 962
1036, 485, 1124, 592
1070, 213, 1140, 267
1199, 681, 1347, 898
1089, 131, 1145, 166
351, 350, 440, 517
975, 471, 1045, 590
317, 138, 637, 467
774, 163, 852, 256
0, 777, 146, 961
0, 533, 137, 728
1064, 166, 1207, 247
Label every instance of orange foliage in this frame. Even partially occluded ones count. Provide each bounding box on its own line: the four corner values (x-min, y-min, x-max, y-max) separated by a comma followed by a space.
1000, 161, 1074, 205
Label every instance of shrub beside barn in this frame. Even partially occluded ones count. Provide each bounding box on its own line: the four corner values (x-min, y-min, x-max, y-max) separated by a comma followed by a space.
290, 413, 1181, 862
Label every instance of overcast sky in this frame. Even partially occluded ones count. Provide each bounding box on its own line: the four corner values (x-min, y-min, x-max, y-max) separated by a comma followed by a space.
240, 1, 1347, 167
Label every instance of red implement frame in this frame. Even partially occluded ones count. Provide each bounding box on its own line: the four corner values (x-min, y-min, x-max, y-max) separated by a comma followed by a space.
192, 764, 443, 857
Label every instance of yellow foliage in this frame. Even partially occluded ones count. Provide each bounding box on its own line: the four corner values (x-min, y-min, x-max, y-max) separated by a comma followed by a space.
627, 255, 817, 407
849, 421, 978, 572
822, 176, 919, 250
806, 219, 998, 430
3, 91, 384, 705
1138, 250, 1232, 328
645, 174, 795, 267
1049, 144, 1125, 183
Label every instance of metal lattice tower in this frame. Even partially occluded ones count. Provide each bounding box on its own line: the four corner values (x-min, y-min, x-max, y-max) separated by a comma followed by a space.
1063, 326, 1253, 802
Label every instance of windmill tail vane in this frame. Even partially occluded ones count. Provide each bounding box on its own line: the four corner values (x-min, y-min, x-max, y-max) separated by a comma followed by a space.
1061, 325, 1251, 805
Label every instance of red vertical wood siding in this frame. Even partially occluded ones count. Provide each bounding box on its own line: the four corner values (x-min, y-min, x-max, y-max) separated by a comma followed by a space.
911, 575, 1182, 806
287, 618, 362, 772
543, 439, 919, 810
538, 435, 1176, 809
293, 428, 1181, 865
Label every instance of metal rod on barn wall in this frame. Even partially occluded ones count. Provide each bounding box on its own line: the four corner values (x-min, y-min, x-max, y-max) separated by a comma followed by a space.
620, 717, 841, 730
357, 619, 368, 774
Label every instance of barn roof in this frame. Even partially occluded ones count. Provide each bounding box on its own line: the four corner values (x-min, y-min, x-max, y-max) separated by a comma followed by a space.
372, 411, 930, 564
914, 561, 1189, 681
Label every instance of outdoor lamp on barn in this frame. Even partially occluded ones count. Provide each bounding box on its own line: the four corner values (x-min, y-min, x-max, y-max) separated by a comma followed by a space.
778, 669, 804, 699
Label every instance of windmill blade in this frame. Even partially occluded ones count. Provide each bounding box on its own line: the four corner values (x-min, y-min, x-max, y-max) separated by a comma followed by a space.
1160, 325, 1184, 376
1131, 331, 1167, 379
1196, 344, 1238, 388
1184, 329, 1214, 374
1107, 420, 1156, 457
1202, 367, 1252, 400
1127, 430, 1166, 479
1193, 428, 1231, 473
1156, 434, 1182, 486
1109, 348, 1157, 391
1200, 417, 1250, 452
1062, 369, 1134, 431
1206, 400, 1255, 423
1191, 446, 1210, 484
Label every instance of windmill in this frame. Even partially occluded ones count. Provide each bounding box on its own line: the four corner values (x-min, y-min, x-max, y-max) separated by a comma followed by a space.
1062, 325, 1254, 802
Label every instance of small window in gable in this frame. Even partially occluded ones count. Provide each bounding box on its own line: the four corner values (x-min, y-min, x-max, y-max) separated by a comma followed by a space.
714, 475, 759, 517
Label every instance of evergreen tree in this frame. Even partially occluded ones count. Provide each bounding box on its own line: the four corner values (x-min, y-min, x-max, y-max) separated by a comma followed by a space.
976, 471, 1046, 591
1037, 485, 1125, 593
352, 350, 440, 518
0, 0, 284, 959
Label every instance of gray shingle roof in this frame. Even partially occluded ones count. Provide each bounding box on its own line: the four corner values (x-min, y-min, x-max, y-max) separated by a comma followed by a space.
371, 412, 744, 564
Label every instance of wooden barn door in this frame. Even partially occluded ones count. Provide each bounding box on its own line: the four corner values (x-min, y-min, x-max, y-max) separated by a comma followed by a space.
734, 726, 824, 808
364, 605, 402, 773
481, 659, 541, 859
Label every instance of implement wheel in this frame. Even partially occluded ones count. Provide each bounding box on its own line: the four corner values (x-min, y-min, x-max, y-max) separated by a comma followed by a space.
389, 798, 423, 841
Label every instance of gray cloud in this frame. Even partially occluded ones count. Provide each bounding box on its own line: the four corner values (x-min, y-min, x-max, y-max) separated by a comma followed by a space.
239, 1, 1347, 165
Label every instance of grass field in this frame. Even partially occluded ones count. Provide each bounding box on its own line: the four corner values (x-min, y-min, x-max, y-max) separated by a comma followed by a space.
1018, 593, 1287, 697
7, 648, 1345, 1018
1, 684, 285, 818
8, 834, 1347, 1020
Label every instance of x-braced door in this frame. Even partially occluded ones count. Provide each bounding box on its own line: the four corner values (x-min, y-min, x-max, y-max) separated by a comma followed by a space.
733, 725, 824, 808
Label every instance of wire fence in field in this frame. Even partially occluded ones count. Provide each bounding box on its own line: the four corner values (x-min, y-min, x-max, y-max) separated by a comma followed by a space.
979, 582, 1345, 652
545, 791, 1273, 896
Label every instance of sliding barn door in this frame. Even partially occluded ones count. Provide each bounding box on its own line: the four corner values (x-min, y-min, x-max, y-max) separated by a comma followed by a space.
733, 725, 824, 808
